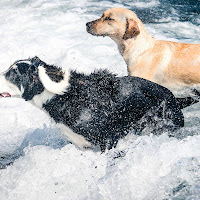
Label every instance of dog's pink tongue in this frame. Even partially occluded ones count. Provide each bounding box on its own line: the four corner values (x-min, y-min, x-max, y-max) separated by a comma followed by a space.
0, 92, 11, 97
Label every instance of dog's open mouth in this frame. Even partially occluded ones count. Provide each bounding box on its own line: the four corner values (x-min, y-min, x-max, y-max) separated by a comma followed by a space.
0, 92, 11, 97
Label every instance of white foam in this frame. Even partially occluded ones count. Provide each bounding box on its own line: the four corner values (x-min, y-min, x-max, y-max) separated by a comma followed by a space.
0, 0, 200, 199
127, 0, 160, 8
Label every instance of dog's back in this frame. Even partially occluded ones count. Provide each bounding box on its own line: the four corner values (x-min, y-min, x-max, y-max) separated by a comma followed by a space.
43, 71, 185, 151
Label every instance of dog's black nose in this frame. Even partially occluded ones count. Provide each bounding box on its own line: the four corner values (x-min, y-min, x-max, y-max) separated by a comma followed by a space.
86, 22, 93, 32
86, 22, 91, 28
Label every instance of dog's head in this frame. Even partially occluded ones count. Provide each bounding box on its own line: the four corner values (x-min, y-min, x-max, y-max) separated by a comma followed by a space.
0, 57, 69, 101
86, 8, 141, 40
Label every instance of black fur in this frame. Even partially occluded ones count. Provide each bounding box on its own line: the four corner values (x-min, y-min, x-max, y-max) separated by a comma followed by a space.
4, 57, 65, 101
42, 70, 184, 151
5, 58, 44, 101
3, 57, 200, 151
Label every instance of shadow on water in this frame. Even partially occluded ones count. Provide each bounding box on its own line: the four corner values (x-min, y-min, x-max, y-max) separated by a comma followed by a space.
0, 125, 69, 169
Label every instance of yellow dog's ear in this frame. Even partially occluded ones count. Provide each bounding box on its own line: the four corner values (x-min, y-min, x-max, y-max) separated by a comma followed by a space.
123, 18, 140, 40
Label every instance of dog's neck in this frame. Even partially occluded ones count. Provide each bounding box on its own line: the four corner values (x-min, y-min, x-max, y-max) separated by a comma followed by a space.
111, 37, 126, 56
29, 89, 55, 110
111, 31, 155, 68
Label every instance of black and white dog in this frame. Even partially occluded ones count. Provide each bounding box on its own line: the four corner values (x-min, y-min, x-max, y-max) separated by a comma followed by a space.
0, 57, 198, 151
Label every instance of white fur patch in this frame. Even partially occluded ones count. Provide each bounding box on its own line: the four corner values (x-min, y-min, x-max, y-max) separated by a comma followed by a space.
0, 74, 22, 98
12, 64, 17, 69
30, 89, 55, 109
57, 123, 92, 149
16, 60, 32, 65
38, 65, 70, 95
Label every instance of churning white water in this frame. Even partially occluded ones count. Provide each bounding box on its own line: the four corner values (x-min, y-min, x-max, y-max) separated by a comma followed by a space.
0, 0, 200, 199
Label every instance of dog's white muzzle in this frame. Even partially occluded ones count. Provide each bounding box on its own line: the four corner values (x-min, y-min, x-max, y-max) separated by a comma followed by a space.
0, 74, 22, 98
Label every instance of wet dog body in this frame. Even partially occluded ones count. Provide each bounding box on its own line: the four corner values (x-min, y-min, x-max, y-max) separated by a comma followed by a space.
0, 57, 197, 151
86, 8, 200, 97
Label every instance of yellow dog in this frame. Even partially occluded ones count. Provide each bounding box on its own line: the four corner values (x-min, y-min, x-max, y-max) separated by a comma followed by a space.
86, 8, 200, 97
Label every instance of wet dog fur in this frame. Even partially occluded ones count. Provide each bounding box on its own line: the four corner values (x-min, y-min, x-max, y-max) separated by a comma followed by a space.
0, 57, 199, 151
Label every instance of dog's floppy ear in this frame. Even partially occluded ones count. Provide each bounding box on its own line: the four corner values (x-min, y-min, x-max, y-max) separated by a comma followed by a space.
123, 18, 140, 40
31, 56, 44, 68
38, 65, 70, 95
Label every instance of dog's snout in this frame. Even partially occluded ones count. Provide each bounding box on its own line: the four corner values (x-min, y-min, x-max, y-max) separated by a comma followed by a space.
86, 19, 105, 36
86, 21, 93, 32
86, 22, 91, 28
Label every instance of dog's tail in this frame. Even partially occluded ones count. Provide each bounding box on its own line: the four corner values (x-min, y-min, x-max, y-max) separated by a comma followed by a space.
176, 89, 200, 109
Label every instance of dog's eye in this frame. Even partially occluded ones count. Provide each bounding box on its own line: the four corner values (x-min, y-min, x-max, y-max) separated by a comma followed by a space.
104, 17, 114, 21
12, 68, 18, 74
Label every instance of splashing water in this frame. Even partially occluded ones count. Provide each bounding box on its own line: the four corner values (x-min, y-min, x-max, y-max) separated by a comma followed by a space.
0, 0, 200, 199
